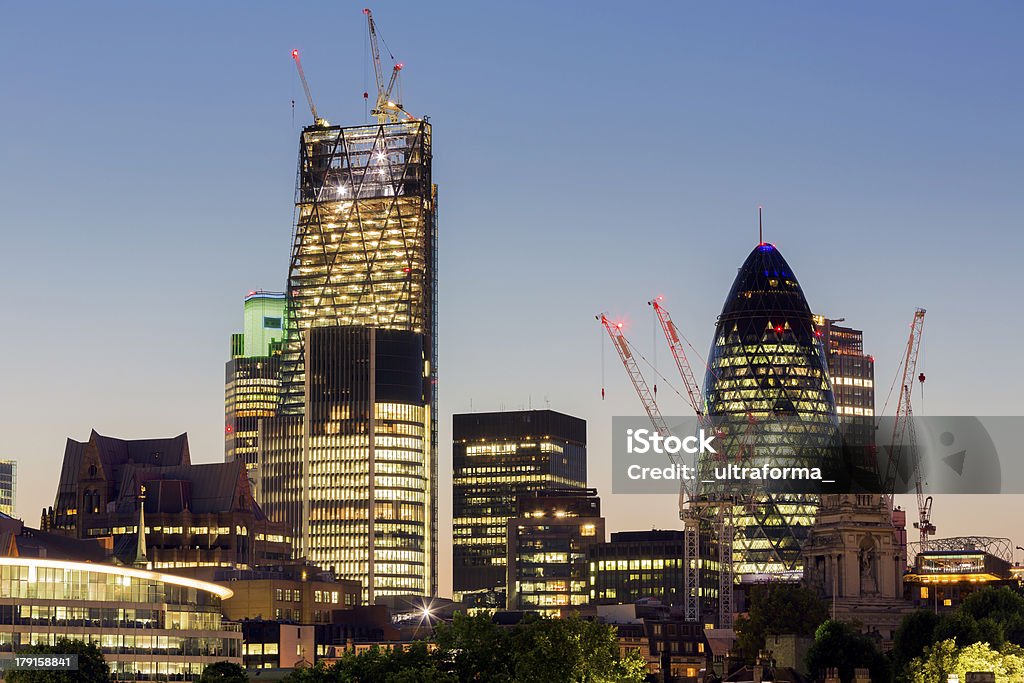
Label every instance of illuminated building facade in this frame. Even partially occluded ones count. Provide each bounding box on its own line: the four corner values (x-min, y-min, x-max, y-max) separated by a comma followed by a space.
701, 243, 840, 576
0, 461, 14, 517
452, 410, 587, 598
904, 538, 1019, 612
588, 530, 686, 606
813, 316, 875, 467
225, 291, 286, 474
507, 489, 605, 612
215, 562, 361, 624
0, 556, 241, 681
261, 119, 437, 601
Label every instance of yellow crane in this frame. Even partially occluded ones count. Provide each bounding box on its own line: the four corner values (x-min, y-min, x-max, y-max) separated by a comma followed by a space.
364, 8, 413, 123
291, 49, 327, 127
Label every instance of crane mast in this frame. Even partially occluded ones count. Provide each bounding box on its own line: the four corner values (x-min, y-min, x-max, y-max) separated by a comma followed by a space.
598, 313, 703, 622
648, 297, 747, 628
883, 308, 934, 546
649, 298, 706, 421
364, 8, 410, 124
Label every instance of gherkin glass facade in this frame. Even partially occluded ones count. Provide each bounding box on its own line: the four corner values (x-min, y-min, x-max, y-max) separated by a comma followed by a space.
700, 244, 840, 576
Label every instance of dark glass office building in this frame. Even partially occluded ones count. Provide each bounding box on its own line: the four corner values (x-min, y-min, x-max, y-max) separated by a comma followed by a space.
588, 530, 686, 606
260, 119, 437, 601
813, 316, 875, 467
452, 410, 586, 598
700, 243, 840, 576
507, 489, 604, 612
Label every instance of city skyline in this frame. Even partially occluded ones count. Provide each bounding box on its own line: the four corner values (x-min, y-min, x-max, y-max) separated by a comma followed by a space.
2, 1, 1023, 597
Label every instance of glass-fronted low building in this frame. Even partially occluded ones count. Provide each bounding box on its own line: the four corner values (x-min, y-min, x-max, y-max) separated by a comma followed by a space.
0, 556, 241, 681
701, 242, 840, 577
588, 530, 687, 606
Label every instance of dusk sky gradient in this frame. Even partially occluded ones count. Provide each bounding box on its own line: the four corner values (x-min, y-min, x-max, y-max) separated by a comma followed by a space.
1, 1, 1022, 594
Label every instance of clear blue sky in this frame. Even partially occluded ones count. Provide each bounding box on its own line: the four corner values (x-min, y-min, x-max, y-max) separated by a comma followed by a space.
1, 1, 1021, 595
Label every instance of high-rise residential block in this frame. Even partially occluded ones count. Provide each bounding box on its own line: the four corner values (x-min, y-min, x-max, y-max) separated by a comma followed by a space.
452, 410, 586, 599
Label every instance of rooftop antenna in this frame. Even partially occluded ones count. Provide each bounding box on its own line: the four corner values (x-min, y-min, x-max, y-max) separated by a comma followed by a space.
758, 206, 763, 244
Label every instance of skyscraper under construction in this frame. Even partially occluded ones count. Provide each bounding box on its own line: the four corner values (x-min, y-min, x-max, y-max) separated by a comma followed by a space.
259, 26, 437, 600
700, 242, 840, 577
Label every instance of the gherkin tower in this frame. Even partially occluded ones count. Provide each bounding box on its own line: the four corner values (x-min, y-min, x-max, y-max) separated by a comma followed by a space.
700, 243, 840, 576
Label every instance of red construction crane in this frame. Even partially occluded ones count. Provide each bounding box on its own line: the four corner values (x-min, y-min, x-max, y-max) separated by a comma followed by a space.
883, 308, 934, 546
598, 313, 703, 621
647, 296, 753, 628
597, 314, 671, 439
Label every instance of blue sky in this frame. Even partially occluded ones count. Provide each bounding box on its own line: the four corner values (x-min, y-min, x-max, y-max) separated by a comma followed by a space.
1, 1, 1021, 593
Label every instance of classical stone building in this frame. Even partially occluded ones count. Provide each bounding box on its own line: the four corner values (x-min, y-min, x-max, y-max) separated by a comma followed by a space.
802, 494, 910, 642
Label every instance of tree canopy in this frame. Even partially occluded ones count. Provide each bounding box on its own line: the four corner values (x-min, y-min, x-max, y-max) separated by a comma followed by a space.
805, 620, 891, 683
908, 639, 1024, 683
283, 613, 647, 683
199, 661, 249, 683
4, 637, 109, 683
734, 583, 829, 662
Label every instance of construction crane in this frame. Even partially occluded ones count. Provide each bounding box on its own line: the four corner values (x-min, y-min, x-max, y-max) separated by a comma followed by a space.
882, 308, 935, 546
597, 313, 702, 622
291, 49, 326, 126
649, 297, 706, 421
597, 314, 672, 441
364, 8, 411, 124
648, 297, 752, 629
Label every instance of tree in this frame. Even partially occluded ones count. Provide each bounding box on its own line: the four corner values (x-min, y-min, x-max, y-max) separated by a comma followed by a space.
509, 615, 646, 683
5, 637, 109, 683
934, 611, 983, 648
960, 587, 1024, 645
893, 610, 940, 674
285, 614, 646, 683
805, 620, 891, 683
908, 639, 1024, 683
432, 612, 512, 682
735, 583, 829, 662
200, 661, 248, 683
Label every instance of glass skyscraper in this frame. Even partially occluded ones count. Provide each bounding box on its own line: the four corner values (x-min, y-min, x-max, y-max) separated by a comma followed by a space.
225, 291, 286, 476
452, 410, 587, 600
700, 243, 840, 576
260, 119, 437, 601
0, 460, 15, 517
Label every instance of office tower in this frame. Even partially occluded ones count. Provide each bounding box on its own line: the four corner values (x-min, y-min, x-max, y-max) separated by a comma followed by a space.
813, 316, 875, 466
0, 461, 14, 517
587, 530, 687, 606
700, 243, 839, 576
225, 291, 286, 472
506, 488, 605, 612
452, 410, 587, 599
261, 118, 437, 601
